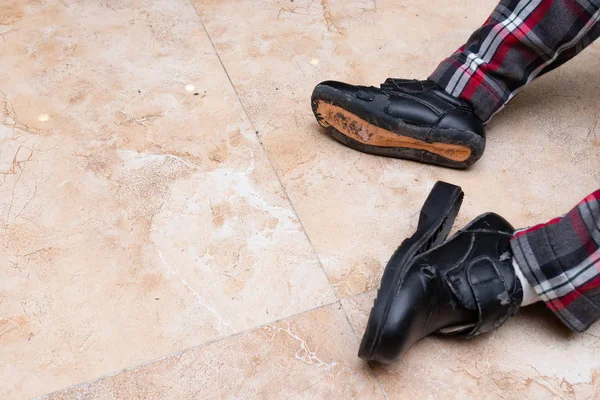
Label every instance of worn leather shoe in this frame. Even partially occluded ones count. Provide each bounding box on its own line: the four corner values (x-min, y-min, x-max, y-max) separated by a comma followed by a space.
311, 79, 485, 169
358, 182, 523, 363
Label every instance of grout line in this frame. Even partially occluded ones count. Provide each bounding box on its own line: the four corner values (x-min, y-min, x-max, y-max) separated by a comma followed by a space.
369, 362, 390, 399
185, 6, 389, 398
41, 5, 389, 399
188, 1, 337, 293
340, 288, 377, 302
367, 356, 390, 398
40, 4, 390, 399
36, 300, 341, 399
339, 298, 390, 400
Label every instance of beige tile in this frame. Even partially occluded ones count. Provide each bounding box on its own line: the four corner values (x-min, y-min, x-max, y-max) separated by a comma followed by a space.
193, 0, 600, 298
341, 291, 600, 399
40, 304, 383, 400
0, 0, 334, 398
4, 0, 600, 398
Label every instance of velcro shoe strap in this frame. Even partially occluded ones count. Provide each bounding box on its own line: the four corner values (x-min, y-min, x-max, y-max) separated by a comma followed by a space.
465, 258, 512, 337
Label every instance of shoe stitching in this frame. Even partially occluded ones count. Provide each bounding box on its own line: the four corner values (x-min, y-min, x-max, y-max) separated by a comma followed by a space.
427, 108, 481, 141
381, 90, 442, 117
443, 233, 476, 276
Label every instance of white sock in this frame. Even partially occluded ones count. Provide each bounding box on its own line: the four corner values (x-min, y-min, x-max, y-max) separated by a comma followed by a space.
513, 258, 542, 306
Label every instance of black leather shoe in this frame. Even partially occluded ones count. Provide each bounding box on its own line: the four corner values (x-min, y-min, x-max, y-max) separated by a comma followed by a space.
311, 79, 485, 169
359, 182, 523, 363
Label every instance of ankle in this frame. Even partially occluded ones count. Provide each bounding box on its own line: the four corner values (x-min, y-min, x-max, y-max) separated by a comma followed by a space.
513, 258, 542, 306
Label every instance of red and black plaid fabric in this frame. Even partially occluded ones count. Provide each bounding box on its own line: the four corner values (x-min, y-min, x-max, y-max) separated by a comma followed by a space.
511, 190, 600, 332
429, 0, 600, 122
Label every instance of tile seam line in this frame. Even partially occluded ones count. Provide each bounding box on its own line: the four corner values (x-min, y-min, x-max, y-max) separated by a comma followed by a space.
340, 300, 390, 400
187, 1, 336, 291
33, 300, 342, 399
35, 289, 382, 398
36, 3, 386, 395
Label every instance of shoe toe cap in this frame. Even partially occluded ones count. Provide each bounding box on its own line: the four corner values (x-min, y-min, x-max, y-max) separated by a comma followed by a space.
360, 268, 432, 363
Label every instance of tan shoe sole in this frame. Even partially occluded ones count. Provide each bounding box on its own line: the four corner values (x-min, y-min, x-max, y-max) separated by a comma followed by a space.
315, 101, 472, 163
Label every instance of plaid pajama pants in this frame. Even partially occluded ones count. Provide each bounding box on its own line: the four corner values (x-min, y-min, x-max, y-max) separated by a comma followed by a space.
511, 190, 600, 332
429, 0, 600, 122
429, 0, 600, 332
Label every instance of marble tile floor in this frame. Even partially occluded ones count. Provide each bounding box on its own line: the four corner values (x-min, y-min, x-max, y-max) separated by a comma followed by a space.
1, 0, 598, 398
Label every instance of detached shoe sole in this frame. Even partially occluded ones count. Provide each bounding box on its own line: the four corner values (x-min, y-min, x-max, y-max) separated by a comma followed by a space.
311, 81, 485, 169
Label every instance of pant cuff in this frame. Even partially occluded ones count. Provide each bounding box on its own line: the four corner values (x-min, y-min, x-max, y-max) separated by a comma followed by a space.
429, 56, 506, 123
510, 232, 590, 333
